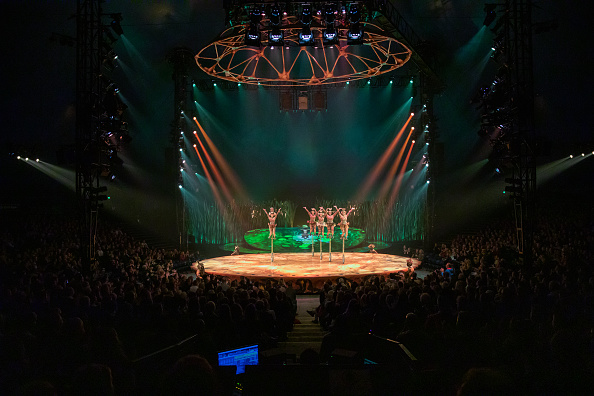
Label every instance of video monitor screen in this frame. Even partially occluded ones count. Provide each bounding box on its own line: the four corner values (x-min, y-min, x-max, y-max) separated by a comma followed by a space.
217, 345, 259, 375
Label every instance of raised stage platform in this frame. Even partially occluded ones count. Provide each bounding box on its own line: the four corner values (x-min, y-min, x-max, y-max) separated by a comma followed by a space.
197, 253, 420, 284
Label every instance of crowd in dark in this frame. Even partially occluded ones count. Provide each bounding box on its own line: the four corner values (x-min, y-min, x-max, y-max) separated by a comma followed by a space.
1, 206, 593, 395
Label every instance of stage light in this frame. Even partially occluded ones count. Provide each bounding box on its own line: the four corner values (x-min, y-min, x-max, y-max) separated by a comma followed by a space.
426, 180, 430, 184
412, 140, 416, 144
110, 14, 124, 36
582, 153, 585, 156
367, 79, 371, 84
570, 155, 573, 158
213, 82, 217, 87
17, 156, 20, 159
193, 144, 197, 147
483, 4, 497, 26
301, 4, 312, 25
269, 4, 281, 26
269, 28, 284, 45
245, 6, 262, 46
25, 157, 29, 161
180, 168, 184, 172
410, 78, 413, 84
411, 113, 414, 116
178, 184, 182, 189
36, 158, 39, 162
179, 148, 183, 152
346, 81, 350, 85
299, 26, 314, 45
390, 78, 393, 84
347, 4, 363, 44
322, 4, 338, 45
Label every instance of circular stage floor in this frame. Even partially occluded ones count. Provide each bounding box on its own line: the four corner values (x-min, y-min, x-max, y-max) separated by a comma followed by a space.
199, 252, 420, 282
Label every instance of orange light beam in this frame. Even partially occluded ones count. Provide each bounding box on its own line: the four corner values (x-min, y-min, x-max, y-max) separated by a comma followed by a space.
387, 140, 416, 210
354, 112, 414, 202
192, 144, 226, 214
193, 118, 248, 201
195, 133, 234, 204
377, 127, 414, 201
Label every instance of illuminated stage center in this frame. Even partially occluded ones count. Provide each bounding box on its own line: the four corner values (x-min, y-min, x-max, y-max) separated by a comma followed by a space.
200, 253, 419, 285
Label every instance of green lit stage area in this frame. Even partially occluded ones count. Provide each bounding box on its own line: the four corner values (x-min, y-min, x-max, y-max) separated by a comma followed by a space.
236, 227, 369, 252
196, 253, 420, 288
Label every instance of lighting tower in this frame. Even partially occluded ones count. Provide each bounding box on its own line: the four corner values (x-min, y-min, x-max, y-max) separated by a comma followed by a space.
483, 1, 536, 264
168, 47, 193, 250
75, 0, 109, 273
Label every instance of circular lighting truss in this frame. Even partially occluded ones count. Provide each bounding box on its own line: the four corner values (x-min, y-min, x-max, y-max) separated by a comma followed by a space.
195, 19, 412, 87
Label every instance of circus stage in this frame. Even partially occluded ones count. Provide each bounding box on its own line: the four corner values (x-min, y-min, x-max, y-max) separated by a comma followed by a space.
198, 253, 420, 285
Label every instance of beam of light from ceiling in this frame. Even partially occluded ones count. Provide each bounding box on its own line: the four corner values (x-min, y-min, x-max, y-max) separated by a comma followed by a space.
192, 144, 226, 215
354, 112, 414, 202
194, 117, 248, 201
377, 126, 414, 201
194, 132, 233, 204
387, 139, 416, 212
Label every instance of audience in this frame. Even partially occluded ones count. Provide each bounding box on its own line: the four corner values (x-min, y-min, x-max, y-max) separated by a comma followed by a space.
1, 205, 593, 395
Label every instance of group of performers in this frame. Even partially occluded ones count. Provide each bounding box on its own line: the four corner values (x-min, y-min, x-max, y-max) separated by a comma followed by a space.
262, 205, 356, 240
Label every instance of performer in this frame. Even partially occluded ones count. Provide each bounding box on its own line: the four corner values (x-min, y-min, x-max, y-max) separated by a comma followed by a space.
231, 245, 240, 255
316, 206, 327, 236
263, 207, 282, 239
337, 206, 356, 239
325, 207, 339, 237
303, 207, 318, 235
368, 244, 378, 254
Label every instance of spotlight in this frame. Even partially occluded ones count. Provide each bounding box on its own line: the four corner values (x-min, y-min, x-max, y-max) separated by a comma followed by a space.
25, 157, 29, 161
322, 4, 338, 45
301, 4, 312, 25
178, 184, 183, 189
245, 6, 262, 46
410, 78, 414, 84
483, 4, 497, 26
411, 113, 414, 116
412, 140, 416, 144
582, 153, 585, 156
269, 28, 284, 45
347, 4, 363, 44
110, 14, 124, 36
36, 158, 39, 162
269, 4, 282, 26
17, 156, 20, 159
299, 26, 314, 45
570, 155, 573, 158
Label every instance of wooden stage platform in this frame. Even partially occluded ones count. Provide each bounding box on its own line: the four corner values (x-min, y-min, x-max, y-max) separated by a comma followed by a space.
197, 253, 420, 283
